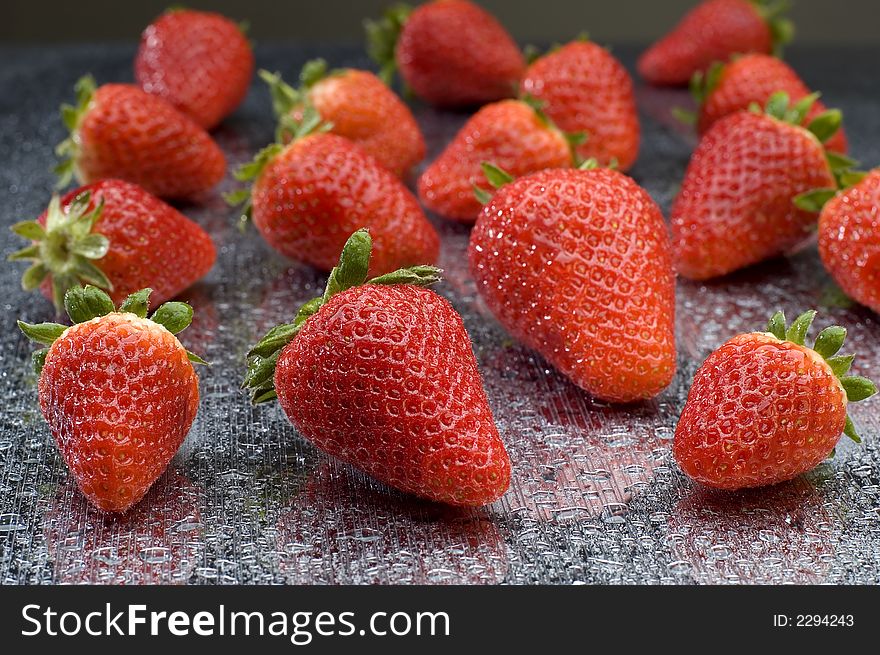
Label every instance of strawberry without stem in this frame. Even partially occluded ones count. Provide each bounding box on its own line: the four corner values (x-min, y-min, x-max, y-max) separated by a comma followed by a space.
18, 286, 206, 512
366, 0, 525, 108
674, 310, 876, 490
469, 163, 676, 403
55, 76, 226, 200
521, 39, 640, 171
244, 230, 510, 506
135, 8, 254, 130
10, 180, 216, 311
261, 59, 425, 177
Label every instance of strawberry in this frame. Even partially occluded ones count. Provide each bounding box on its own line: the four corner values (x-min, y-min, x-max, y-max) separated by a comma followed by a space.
418, 99, 575, 222
674, 310, 876, 490
638, 0, 792, 86
55, 76, 226, 200
260, 60, 425, 178
365, 0, 525, 107
10, 180, 216, 311
689, 54, 848, 153
135, 8, 254, 130
18, 286, 206, 512
520, 39, 640, 171
671, 93, 846, 280
468, 162, 676, 403
243, 229, 510, 506
814, 170, 880, 314
228, 111, 438, 276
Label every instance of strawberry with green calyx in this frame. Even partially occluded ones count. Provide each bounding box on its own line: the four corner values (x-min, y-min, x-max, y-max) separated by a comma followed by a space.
227, 108, 438, 276
19, 286, 205, 512
244, 229, 510, 506
260, 58, 425, 177
672, 92, 853, 281
674, 310, 877, 490
10, 179, 216, 312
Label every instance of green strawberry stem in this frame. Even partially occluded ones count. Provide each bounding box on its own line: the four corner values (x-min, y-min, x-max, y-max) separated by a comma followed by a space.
766, 309, 877, 445
55, 75, 97, 190
243, 228, 442, 404
364, 3, 412, 85
17, 286, 206, 374
8, 191, 112, 311
750, 0, 794, 56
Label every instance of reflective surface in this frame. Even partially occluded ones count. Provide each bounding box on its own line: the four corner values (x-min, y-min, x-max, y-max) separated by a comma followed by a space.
2, 45, 879, 585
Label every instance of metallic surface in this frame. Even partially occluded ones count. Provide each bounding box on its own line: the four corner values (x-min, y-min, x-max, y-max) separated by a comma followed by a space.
1, 45, 879, 585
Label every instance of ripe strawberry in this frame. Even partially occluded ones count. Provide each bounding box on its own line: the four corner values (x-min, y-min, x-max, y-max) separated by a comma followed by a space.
690, 54, 848, 153
815, 170, 880, 314
135, 8, 254, 130
520, 39, 640, 171
229, 112, 438, 276
674, 310, 876, 490
672, 93, 844, 280
469, 163, 676, 403
18, 286, 206, 512
260, 60, 425, 178
365, 0, 525, 107
55, 76, 226, 199
418, 99, 575, 222
638, 0, 792, 86
243, 229, 510, 506
10, 179, 216, 311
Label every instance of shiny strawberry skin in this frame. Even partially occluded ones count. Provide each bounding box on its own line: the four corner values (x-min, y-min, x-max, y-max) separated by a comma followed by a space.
275, 284, 510, 506
39, 314, 200, 512
674, 332, 847, 489
469, 168, 676, 403
76, 84, 226, 199
418, 99, 572, 222
306, 69, 425, 177
521, 41, 640, 171
672, 111, 836, 280
252, 134, 439, 276
37, 180, 216, 306
397, 0, 525, 107
135, 9, 254, 130
818, 170, 880, 313
638, 0, 772, 86
698, 54, 848, 153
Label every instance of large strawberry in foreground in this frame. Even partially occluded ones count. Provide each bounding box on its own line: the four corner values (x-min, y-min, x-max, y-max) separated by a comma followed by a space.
261, 59, 425, 177
10, 180, 216, 310
672, 93, 844, 280
135, 8, 254, 130
638, 0, 793, 86
366, 0, 525, 107
55, 76, 226, 199
469, 163, 676, 403
18, 286, 205, 512
675, 310, 876, 490
244, 229, 510, 506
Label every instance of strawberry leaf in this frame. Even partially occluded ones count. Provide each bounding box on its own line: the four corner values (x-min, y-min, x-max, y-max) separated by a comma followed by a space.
827, 354, 854, 378
118, 288, 152, 318
785, 310, 816, 345
151, 301, 193, 335
767, 311, 787, 340
481, 162, 515, 190
841, 376, 877, 402
17, 321, 66, 346
64, 285, 115, 324
813, 325, 846, 359
793, 188, 837, 213
843, 416, 862, 444
807, 110, 842, 144
365, 4, 411, 85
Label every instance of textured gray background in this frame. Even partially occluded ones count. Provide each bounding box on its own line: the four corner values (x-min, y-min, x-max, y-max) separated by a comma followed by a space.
1, 42, 880, 584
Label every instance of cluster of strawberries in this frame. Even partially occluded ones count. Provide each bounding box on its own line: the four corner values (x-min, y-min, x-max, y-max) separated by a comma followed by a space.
10, 0, 880, 515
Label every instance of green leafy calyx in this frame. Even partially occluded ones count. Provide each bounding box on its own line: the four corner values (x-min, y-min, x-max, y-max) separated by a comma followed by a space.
751, 0, 795, 56
364, 4, 411, 85
473, 162, 515, 204
55, 75, 97, 189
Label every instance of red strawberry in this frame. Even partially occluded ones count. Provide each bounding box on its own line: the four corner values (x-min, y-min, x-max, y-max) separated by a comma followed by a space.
671, 93, 844, 280
135, 8, 254, 130
520, 39, 640, 171
674, 310, 876, 490
418, 99, 574, 222
691, 54, 848, 153
18, 286, 205, 512
56, 76, 226, 199
10, 180, 216, 311
366, 0, 525, 107
816, 170, 880, 314
229, 113, 438, 277
638, 0, 792, 86
469, 163, 676, 403
261, 60, 425, 178
244, 230, 510, 506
